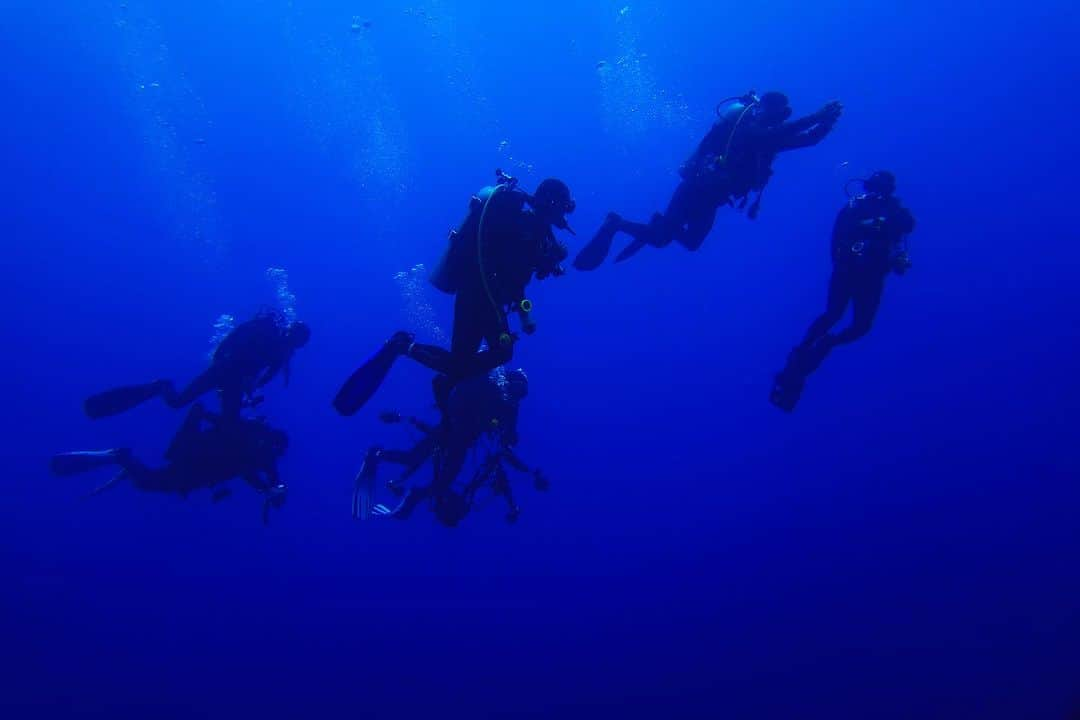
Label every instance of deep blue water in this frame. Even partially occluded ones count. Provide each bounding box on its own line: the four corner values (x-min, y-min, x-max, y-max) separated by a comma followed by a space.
3, 1, 1079, 717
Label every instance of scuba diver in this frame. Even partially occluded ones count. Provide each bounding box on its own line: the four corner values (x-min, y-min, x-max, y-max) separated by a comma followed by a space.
770, 171, 916, 412
51, 403, 289, 524
85, 311, 311, 421
333, 170, 574, 416
352, 367, 548, 527
574, 91, 843, 269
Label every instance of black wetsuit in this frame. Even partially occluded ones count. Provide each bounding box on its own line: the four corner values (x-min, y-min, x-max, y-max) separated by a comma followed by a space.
435, 371, 522, 496
165, 314, 294, 417
85, 314, 296, 421
801, 194, 916, 350
772, 192, 915, 410
54, 405, 287, 500
152, 406, 285, 494
573, 104, 836, 271
355, 370, 531, 525
413, 188, 565, 385
678, 110, 834, 243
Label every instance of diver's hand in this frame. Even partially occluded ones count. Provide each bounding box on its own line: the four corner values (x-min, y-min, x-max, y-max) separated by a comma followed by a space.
893, 253, 912, 275
817, 100, 843, 125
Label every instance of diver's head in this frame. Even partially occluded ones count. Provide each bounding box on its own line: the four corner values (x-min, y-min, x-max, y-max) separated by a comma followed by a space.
863, 170, 897, 197
434, 491, 468, 528
756, 91, 793, 127
505, 368, 529, 402
532, 179, 576, 231
286, 321, 311, 350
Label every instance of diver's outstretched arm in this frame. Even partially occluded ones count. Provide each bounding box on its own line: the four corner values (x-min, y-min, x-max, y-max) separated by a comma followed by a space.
774, 102, 842, 152
780, 120, 835, 150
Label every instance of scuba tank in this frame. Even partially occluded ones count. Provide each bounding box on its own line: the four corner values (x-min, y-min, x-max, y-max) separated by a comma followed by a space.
714, 90, 760, 119
429, 170, 557, 345
680, 91, 760, 181
430, 170, 525, 295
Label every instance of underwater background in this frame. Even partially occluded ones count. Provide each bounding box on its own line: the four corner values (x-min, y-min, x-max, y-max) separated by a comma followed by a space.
3, 0, 1079, 717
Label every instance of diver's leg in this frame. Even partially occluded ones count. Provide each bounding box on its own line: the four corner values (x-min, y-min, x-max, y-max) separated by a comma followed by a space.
406, 291, 487, 377
382, 486, 429, 520
613, 215, 677, 263
164, 404, 207, 463
383, 435, 437, 472
217, 381, 243, 420
772, 269, 853, 412
614, 216, 659, 242
51, 449, 127, 477
397, 435, 439, 484
445, 295, 512, 391
674, 202, 719, 251
451, 291, 492, 357
797, 275, 879, 380
799, 268, 852, 350
433, 440, 470, 496
658, 180, 712, 248
613, 183, 695, 263
459, 324, 513, 380
789, 278, 863, 381
163, 367, 221, 409
404, 343, 454, 374
830, 273, 885, 347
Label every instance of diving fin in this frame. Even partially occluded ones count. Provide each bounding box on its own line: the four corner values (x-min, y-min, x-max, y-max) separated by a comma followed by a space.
51, 449, 127, 477
351, 449, 379, 520
333, 335, 409, 416
614, 238, 649, 263
84, 382, 164, 419
573, 213, 622, 271
769, 372, 804, 413
86, 470, 127, 498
